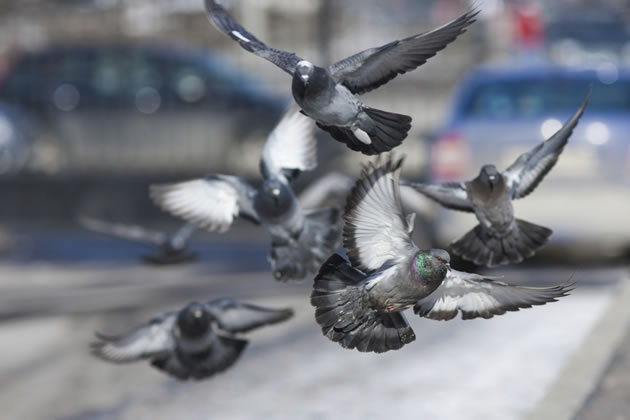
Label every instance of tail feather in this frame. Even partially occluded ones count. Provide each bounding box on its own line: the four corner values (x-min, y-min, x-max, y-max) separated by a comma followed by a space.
316, 107, 411, 156
269, 208, 341, 281
311, 254, 416, 353
451, 219, 552, 267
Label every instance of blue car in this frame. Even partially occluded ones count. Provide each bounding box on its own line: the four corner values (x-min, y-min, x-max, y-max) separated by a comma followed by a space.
421, 65, 630, 259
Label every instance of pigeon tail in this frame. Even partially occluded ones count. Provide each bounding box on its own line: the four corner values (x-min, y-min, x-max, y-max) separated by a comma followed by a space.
150, 335, 248, 381
316, 107, 411, 156
450, 219, 552, 267
311, 254, 416, 353
269, 208, 341, 281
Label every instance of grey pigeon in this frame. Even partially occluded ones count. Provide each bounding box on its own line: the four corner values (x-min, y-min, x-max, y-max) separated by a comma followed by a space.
79, 216, 197, 265
150, 107, 341, 281
205, 0, 478, 155
403, 92, 589, 267
91, 299, 293, 380
311, 157, 573, 353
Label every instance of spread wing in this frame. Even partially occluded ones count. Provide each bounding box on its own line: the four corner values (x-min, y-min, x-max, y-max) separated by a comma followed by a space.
150, 175, 259, 233
414, 270, 574, 321
91, 313, 176, 363
204, 0, 303, 75
328, 9, 479, 94
401, 181, 473, 212
205, 298, 294, 333
260, 106, 317, 181
79, 216, 166, 246
343, 157, 417, 274
505, 90, 590, 199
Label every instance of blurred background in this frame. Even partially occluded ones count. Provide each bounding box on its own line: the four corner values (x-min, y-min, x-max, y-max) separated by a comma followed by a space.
1, 1, 629, 419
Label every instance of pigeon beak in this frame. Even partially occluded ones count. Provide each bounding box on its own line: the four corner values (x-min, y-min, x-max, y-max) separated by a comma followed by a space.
300, 74, 309, 84
193, 309, 202, 318
272, 188, 280, 196
488, 175, 496, 182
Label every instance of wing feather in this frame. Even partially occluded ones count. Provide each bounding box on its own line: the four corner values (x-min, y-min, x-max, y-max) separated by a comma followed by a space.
204, 0, 302, 75
79, 216, 166, 245
343, 157, 417, 273
505, 90, 590, 199
414, 270, 574, 321
260, 106, 317, 180
91, 313, 176, 363
329, 9, 479, 94
150, 175, 259, 233
205, 298, 293, 333
401, 181, 473, 212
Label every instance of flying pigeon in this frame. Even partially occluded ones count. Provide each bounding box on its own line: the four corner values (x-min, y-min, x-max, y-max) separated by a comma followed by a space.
205, 0, 478, 155
79, 216, 197, 265
91, 299, 293, 380
150, 107, 341, 281
402, 91, 590, 267
311, 157, 573, 353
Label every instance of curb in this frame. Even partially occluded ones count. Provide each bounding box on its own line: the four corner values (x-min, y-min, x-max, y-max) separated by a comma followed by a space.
525, 275, 630, 420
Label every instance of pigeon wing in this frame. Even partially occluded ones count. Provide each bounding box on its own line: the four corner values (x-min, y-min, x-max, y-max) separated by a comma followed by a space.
401, 181, 473, 212
91, 313, 176, 363
414, 269, 574, 321
205, 0, 303, 75
79, 216, 166, 246
205, 298, 294, 334
343, 157, 418, 274
150, 175, 260, 233
505, 91, 590, 199
298, 172, 354, 209
260, 106, 317, 181
328, 9, 478, 95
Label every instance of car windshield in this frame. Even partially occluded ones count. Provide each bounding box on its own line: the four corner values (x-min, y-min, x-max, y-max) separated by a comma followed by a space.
462, 79, 630, 119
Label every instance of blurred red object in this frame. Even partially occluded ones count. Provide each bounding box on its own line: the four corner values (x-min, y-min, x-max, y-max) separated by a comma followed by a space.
511, 2, 544, 49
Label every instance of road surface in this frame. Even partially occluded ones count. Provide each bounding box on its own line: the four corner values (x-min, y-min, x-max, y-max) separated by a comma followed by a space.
0, 241, 622, 420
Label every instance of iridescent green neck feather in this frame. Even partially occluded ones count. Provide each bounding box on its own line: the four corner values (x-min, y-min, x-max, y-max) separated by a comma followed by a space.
413, 253, 432, 279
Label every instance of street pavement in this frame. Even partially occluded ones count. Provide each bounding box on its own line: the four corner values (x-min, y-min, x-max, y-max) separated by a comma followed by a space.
0, 251, 624, 420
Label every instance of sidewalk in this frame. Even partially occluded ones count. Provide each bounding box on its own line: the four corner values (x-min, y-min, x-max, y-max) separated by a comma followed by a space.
527, 274, 630, 420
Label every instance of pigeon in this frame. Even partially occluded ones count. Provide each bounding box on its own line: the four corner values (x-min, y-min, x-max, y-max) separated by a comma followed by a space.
91, 299, 293, 380
205, 0, 478, 155
402, 92, 590, 267
310, 157, 573, 353
150, 107, 341, 281
79, 216, 197, 265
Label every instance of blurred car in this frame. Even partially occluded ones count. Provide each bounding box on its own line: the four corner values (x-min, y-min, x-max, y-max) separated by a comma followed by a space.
0, 44, 285, 176
0, 103, 33, 175
423, 65, 630, 259
544, 6, 630, 66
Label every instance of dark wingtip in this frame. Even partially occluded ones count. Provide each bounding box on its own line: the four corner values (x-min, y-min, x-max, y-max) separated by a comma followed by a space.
204, 0, 222, 14
346, 155, 404, 217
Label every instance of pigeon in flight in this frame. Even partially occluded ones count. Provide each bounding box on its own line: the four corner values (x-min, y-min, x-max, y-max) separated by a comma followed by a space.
79, 216, 197, 265
150, 107, 341, 281
403, 92, 590, 267
91, 299, 293, 380
311, 157, 573, 353
205, 0, 478, 155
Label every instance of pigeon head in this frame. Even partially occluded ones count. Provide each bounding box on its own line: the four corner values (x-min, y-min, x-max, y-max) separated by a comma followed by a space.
296, 60, 315, 85
411, 249, 449, 284
479, 165, 502, 191
255, 180, 294, 217
176, 302, 213, 338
